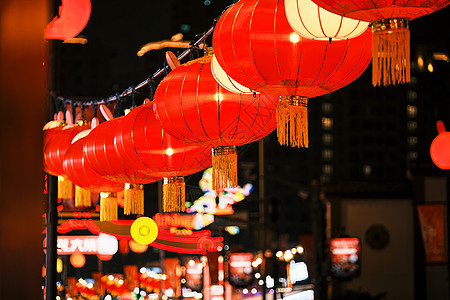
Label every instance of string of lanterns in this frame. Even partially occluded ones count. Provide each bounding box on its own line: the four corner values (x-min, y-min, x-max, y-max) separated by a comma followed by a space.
45, 0, 450, 218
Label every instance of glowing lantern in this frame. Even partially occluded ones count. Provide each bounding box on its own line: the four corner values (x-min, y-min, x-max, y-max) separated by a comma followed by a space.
211, 54, 254, 94
63, 130, 123, 218
311, 0, 450, 86
284, 0, 368, 40
97, 254, 113, 261
84, 118, 161, 215
431, 121, 450, 169
153, 54, 278, 191
115, 105, 212, 212
129, 240, 148, 253
57, 258, 63, 273
70, 253, 86, 268
45, 0, 91, 40
130, 217, 159, 245
212, 0, 372, 148
44, 123, 90, 198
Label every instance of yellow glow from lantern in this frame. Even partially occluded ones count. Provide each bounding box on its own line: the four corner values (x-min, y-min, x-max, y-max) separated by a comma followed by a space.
215, 92, 223, 102
297, 246, 304, 254
417, 56, 424, 68
188, 259, 195, 266
284, 250, 293, 262
57, 258, 63, 273
166, 148, 174, 156
276, 251, 283, 258
289, 32, 300, 43
428, 63, 434, 73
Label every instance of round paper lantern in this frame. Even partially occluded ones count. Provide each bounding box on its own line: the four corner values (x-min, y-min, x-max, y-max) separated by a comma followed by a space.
311, 0, 450, 86
70, 253, 86, 268
115, 105, 212, 212
97, 254, 113, 261
154, 55, 278, 190
285, 0, 368, 40
63, 130, 123, 220
84, 118, 161, 215
130, 217, 159, 245
431, 121, 450, 169
213, 0, 372, 147
44, 123, 90, 198
129, 240, 148, 253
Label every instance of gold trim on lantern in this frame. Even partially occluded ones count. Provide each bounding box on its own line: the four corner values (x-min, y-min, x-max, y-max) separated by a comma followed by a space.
204, 47, 214, 56
212, 145, 237, 156
277, 95, 309, 148
212, 146, 238, 191
100, 192, 118, 222
371, 18, 409, 32
163, 176, 185, 213
124, 183, 144, 215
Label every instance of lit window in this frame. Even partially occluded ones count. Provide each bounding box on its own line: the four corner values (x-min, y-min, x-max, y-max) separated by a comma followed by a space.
407, 121, 418, 131
321, 102, 333, 114
322, 117, 333, 130
408, 152, 418, 160
322, 149, 333, 160
406, 105, 417, 118
322, 134, 333, 145
408, 136, 418, 146
322, 164, 332, 175
363, 165, 371, 176
407, 91, 417, 100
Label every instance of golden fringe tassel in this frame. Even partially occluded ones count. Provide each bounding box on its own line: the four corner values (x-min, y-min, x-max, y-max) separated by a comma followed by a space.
75, 186, 91, 208
212, 146, 237, 191
163, 177, 185, 213
100, 192, 118, 222
276, 96, 308, 148
58, 175, 73, 199
372, 18, 410, 86
124, 183, 144, 215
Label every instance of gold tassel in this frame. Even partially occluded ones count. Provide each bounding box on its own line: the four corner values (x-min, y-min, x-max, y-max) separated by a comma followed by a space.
75, 186, 91, 208
212, 146, 237, 191
100, 192, 118, 222
163, 177, 185, 212
124, 183, 144, 215
58, 175, 73, 199
276, 96, 308, 148
371, 18, 410, 87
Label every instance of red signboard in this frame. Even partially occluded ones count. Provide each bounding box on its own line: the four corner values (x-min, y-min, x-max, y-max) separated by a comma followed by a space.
45, 234, 118, 255
330, 237, 361, 279
185, 260, 203, 291
417, 204, 446, 263
228, 253, 254, 287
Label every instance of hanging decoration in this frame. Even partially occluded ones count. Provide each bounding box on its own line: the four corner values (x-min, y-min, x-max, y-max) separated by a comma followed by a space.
153, 52, 278, 191
430, 121, 450, 169
44, 122, 90, 198
83, 117, 161, 215
212, 0, 372, 148
130, 216, 159, 245
114, 104, 211, 212
45, 0, 91, 41
310, 0, 450, 86
284, 0, 368, 40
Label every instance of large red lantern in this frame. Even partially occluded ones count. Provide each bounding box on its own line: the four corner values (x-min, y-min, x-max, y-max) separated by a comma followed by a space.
115, 105, 212, 212
44, 123, 90, 198
430, 121, 450, 170
84, 118, 160, 215
63, 129, 123, 220
153, 54, 278, 191
212, 0, 372, 148
311, 0, 450, 86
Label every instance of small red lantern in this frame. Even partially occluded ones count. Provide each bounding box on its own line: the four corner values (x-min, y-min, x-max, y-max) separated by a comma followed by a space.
63, 130, 123, 220
212, 0, 372, 147
70, 252, 86, 268
431, 121, 450, 169
44, 123, 90, 198
115, 105, 212, 212
129, 240, 148, 253
311, 0, 450, 86
84, 118, 161, 215
153, 54, 278, 190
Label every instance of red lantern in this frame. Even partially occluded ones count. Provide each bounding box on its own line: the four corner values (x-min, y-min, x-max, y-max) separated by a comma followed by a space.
44, 123, 90, 198
70, 252, 86, 268
212, 0, 372, 147
431, 121, 450, 169
311, 0, 450, 86
63, 130, 123, 220
84, 118, 161, 215
153, 54, 278, 191
44, 0, 91, 40
115, 105, 212, 212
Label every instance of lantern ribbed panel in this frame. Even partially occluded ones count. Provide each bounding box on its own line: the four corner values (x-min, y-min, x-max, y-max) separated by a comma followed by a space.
212, 0, 372, 97
153, 55, 278, 148
115, 105, 212, 178
285, 0, 368, 40
43, 124, 90, 176
63, 133, 123, 193
83, 117, 159, 184
310, 0, 450, 22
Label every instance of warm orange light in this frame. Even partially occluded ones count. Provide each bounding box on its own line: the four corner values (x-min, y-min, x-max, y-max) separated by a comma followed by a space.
70, 253, 86, 268
129, 240, 149, 253
130, 217, 159, 245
